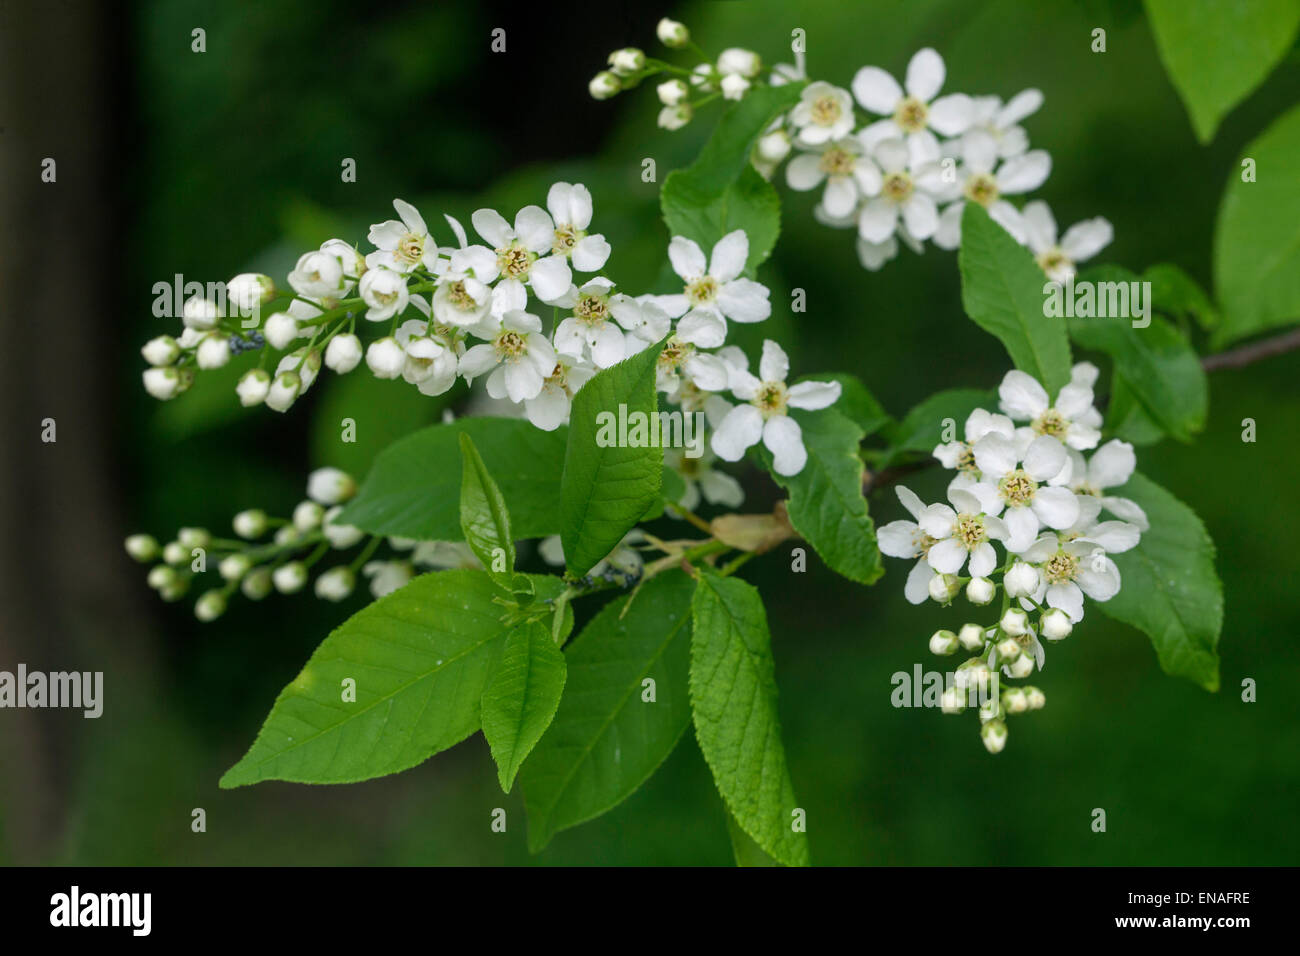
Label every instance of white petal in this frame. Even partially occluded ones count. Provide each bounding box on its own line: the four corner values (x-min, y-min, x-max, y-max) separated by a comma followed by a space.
996, 89, 1043, 127
709, 230, 750, 283
763, 416, 807, 476
927, 537, 967, 575
996, 150, 1052, 194
458, 344, 499, 379
677, 309, 727, 347
1032, 486, 1080, 529
858, 197, 899, 243
589, 324, 627, 368
668, 236, 707, 280
1077, 559, 1121, 602
711, 404, 764, 461
1046, 581, 1085, 622
896, 485, 925, 520
787, 380, 841, 410
529, 255, 573, 303
879, 520, 922, 558
999, 370, 1050, 419
514, 205, 556, 252
822, 176, 859, 219
471, 208, 512, 247
1080, 521, 1141, 554
1002, 507, 1040, 552
1100, 495, 1148, 530
717, 279, 771, 323
901, 193, 939, 240
1088, 439, 1135, 489
786, 152, 826, 191
1023, 435, 1067, 482
973, 433, 1018, 477
919, 503, 957, 539
504, 361, 544, 402
905, 48, 945, 102
904, 558, 932, 604
851, 65, 903, 114
759, 339, 789, 382
572, 234, 611, 272
1060, 218, 1113, 262
969, 541, 997, 578
525, 385, 570, 431
927, 93, 974, 135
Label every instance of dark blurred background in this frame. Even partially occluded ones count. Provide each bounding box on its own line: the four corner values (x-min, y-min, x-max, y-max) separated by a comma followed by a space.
1, 0, 1296, 865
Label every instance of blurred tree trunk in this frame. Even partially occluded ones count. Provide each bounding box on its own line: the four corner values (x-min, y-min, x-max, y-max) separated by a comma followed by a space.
0, 0, 152, 863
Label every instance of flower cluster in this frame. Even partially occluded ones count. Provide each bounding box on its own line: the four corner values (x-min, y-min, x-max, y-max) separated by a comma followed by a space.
590, 23, 1113, 278
137, 183, 842, 484
123, 467, 493, 621
878, 364, 1148, 753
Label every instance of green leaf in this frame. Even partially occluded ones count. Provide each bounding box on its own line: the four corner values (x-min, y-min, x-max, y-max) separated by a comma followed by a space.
1144, 0, 1300, 143
1143, 263, 1220, 332
1097, 473, 1223, 692
1071, 266, 1207, 442
1213, 102, 1300, 346
522, 571, 696, 851
220, 570, 563, 787
810, 372, 892, 437
1105, 375, 1170, 447
882, 388, 998, 465
727, 808, 781, 867
690, 572, 809, 867
559, 341, 665, 577
763, 407, 883, 585
661, 82, 805, 273
481, 620, 567, 793
458, 432, 515, 580
959, 203, 1072, 394
336, 417, 567, 542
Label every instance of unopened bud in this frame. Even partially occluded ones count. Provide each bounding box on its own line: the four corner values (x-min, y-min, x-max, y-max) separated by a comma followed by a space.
929, 629, 959, 656
141, 335, 180, 366
966, 576, 995, 605
241, 567, 273, 601
1024, 686, 1046, 710
272, 562, 308, 594
607, 47, 645, 76
314, 566, 356, 602
957, 623, 986, 650
656, 17, 689, 48
1000, 607, 1029, 637
928, 572, 960, 604
1004, 561, 1041, 598
981, 719, 1008, 754
195, 590, 227, 622
233, 509, 268, 539
263, 312, 299, 350
293, 500, 325, 532
219, 553, 252, 582
588, 70, 621, 100
236, 368, 272, 407
124, 534, 160, 562
1041, 608, 1073, 641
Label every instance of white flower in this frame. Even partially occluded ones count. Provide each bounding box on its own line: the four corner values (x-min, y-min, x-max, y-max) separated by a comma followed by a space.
263, 312, 299, 350
227, 273, 275, 313
653, 327, 730, 396
1061, 439, 1149, 530
142, 335, 180, 366
365, 336, 406, 379
182, 296, 220, 331
524, 352, 595, 431
851, 48, 974, 155
657, 17, 689, 48
717, 48, 761, 78
554, 278, 631, 368
609, 294, 673, 352
786, 137, 882, 220
1017, 532, 1122, 622
963, 89, 1043, 159
470, 205, 573, 309
458, 310, 557, 403
998, 367, 1101, 451
196, 333, 231, 370
1020, 200, 1114, 282
307, 467, 356, 505
314, 567, 356, 602
789, 81, 856, 146
857, 137, 947, 244
932, 130, 1052, 249
711, 340, 841, 476
320, 239, 365, 282
359, 267, 410, 322
968, 431, 1079, 552
395, 319, 457, 394
236, 368, 271, 406
665, 446, 744, 512
876, 486, 939, 605
657, 79, 689, 106
934, 407, 1017, 473
324, 333, 363, 373
363, 560, 413, 598
288, 250, 347, 299
366, 198, 442, 273
657, 230, 771, 325
917, 482, 1010, 578
545, 183, 611, 273
658, 103, 693, 130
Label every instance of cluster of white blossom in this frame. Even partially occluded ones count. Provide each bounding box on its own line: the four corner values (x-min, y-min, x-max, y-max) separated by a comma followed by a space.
138, 183, 842, 489
589, 22, 1114, 278
123, 467, 484, 621
878, 363, 1149, 753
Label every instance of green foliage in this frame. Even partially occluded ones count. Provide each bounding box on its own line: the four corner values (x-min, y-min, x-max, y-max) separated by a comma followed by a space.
881, 388, 998, 464
690, 571, 809, 867
959, 204, 1072, 394
661, 82, 805, 273
811, 372, 893, 436
1213, 103, 1300, 346
457, 432, 515, 583
764, 408, 884, 585
336, 417, 567, 541
1098, 473, 1223, 692
1144, 0, 1300, 143
559, 341, 665, 577
1071, 265, 1207, 442
481, 620, 567, 793
220, 570, 564, 788
1143, 263, 1220, 333
523, 571, 696, 851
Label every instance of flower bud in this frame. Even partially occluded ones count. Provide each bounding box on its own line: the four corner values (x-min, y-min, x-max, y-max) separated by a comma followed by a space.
236, 368, 271, 406
182, 296, 220, 331
265, 370, 302, 412
263, 312, 299, 350
756, 129, 792, 164
227, 273, 275, 313
275, 525, 300, 547
159, 577, 190, 602
995, 637, 1021, 662
196, 333, 231, 370
657, 103, 693, 131
966, 576, 995, 605
717, 47, 761, 77
366, 336, 406, 379
219, 553, 251, 581
232, 509, 268, 539
241, 567, 272, 601
720, 73, 751, 101
1000, 607, 1029, 637
588, 71, 621, 100
194, 590, 227, 622
323, 507, 366, 549
163, 541, 187, 565
656, 17, 689, 48
607, 47, 645, 76
928, 572, 960, 604
141, 335, 180, 366
124, 534, 160, 562
656, 78, 689, 106
957, 623, 986, 650
272, 561, 308, 594
320, 239, 365, 279
293, 500, 324, 532
147, 565, 178, 590
178, 527, 211, 549
1024, 686, 1046, 710
981, 719, 1008, 754
1041, 608, 1073, 641
979, 696, 1001, 723
325, 333, 363, 374
1004, 561, 1041, 598
940, 685, 965, 714
1002, 688, 1029, 714
929, 629, 959, 656
1007, 653, 1035, 678
143, 366, 184, 400
314, 566, 356, 602
307, 467, 357, 505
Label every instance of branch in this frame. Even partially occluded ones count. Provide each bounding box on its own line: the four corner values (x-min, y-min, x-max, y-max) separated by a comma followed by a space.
862, 324, 1300, 495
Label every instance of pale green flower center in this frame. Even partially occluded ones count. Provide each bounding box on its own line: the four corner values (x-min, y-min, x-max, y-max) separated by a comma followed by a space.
820, 145, 857, 177
894, 96, 929, 133
882, 171, 914, 203
998, 468, 1038, 507
964, 172, 999, 207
